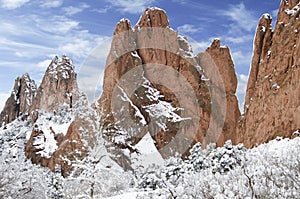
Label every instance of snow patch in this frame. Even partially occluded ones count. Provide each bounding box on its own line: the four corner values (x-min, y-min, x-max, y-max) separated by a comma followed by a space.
131, 132, 164, 169
118, 85, 147, 126
285, 3, 300, 16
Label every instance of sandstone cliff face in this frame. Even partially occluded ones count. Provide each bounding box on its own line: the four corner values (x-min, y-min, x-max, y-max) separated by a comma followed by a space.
198, 39, 240, 145
237, 0, 300, 147
98, 7, 240, 160
25, 94, 98, 176
0, 73, 37, 127
31, 55, 79, 117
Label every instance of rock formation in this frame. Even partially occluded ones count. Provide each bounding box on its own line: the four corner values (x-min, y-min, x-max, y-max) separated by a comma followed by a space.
31, 55, 79, 119
0, 73, 37, 127
237, 0, 300, 147
0, 55, 79, 126
198, 39, 240, 145
98, 7, 240, 161
19, 55, 86, 175
25, 99, 98, 176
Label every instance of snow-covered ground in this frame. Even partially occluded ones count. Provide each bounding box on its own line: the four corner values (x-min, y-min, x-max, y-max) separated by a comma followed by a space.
0, 103, 299, 199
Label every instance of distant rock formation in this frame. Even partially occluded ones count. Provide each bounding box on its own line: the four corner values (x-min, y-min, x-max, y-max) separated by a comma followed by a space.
0, 73, 37, 127
22, 55, 84, 175
97, 7, 240, 162
30, 55, 79, 120
0, 55, 79, 126
237, 0, 300, 147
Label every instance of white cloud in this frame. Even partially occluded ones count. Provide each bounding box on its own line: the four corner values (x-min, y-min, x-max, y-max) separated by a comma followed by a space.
225, 35, 253, 44
231, 50, 252, 69
177, 24, 202, 34
220, 3, 257, 32
40, 0, 63, 8
0, 10, 109, 97
59, 38, 93, 59
0, 37, 53, 52
0, 92, 10, 111
271, 9, 279, 17
171, 0, 186, 4
106, 0, 155, 14
77, 38, 112, 103
37, 59, 52, 69
35, 15, 79, 34
236, 74, 248, 112
196, 17, 215, 23
190, 41, 211, 53
62, 3, 89, 16
0, 0, 29, 9
92, 6, 111, 14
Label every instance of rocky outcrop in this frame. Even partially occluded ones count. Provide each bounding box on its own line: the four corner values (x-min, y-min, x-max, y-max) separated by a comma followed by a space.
22, 55, 86, 175
0, 55, 79, 126
98, 7, 240, 160
25, 118, 87, 176
31, 55, 79, 119
244, 14, 273, 108
25, 94, 98, 176
198, 39, 240, 145
0, 73, 37, 127
237, 0, 300, 147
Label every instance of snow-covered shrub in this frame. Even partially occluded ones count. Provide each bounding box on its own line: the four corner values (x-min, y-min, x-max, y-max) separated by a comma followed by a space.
187, 142, 210, 172
138, 165, 165, 190
209, 140, 245, 174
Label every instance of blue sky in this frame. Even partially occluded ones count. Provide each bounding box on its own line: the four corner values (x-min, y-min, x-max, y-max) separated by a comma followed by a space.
0, 0, 281, 111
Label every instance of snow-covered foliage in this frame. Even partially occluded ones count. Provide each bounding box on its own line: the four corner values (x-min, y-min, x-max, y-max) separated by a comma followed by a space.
62, 134, 300, 199
29, 104, 74, 158
0, 95, 299, 199
0, 96, 79, 198
132, 137, 300, 199
0, 112, 63, 198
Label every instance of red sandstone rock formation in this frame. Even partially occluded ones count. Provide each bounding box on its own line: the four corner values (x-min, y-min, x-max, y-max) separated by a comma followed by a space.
0, 73, 37, 127
31, 55, 79, 118
237, 0, 300, 147
198, 39, 240, 145
98, 8, 240, 159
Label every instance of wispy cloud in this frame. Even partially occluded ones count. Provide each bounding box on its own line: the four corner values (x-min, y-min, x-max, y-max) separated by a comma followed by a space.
271, 9, 279, 17
190, 40, 211, 53
37, 59, 52, 69
0, 0, 29, 10
39, 0, 63, 8
34, 15, 79, 34
196, 17, 215, 23
177, 24, 202, 34
219, 3, 257, 32
92, 6, 111, 14
0, 10, 109, 92
231, 50, 252, 68
236, 74, 248, 112
171, 0, 187, 5
62, 3, 90, 16
225, 35, 253, 44
0, 92, 10, 111
106, 0, 155, 14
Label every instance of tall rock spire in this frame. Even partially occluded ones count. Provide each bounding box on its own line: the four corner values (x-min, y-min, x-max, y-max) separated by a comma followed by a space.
30, 55, 79, 120
237, 0, 300, 147
97, 7, 240, 165
0, 73, 37, 127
